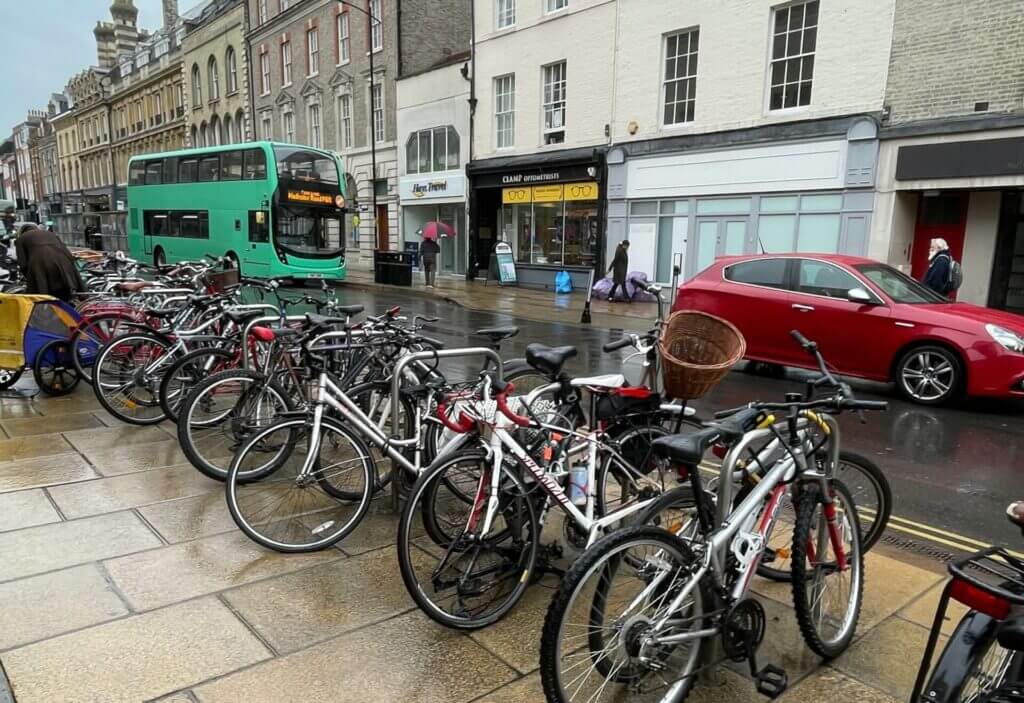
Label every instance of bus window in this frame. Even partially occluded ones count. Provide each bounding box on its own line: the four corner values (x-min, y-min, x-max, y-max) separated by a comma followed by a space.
180, 211, 209, 238
144, 211, 169, 236
244, 149, 266, 180
248, 210, 269, 243
198, 156, 220, 182
221, 150, 243, 181
167, 212, 181, 237
129, 161, 146, 185
179, 159, 198, 183
145, 161, 162, 185
273, 145, 338, 184
162, 158, 178, 184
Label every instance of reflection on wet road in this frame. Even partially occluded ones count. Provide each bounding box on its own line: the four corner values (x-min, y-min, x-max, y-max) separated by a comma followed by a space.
328, 282, 1024, 550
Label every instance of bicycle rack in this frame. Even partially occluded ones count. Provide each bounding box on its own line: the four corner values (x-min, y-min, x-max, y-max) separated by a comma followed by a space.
239, 314, 310, 368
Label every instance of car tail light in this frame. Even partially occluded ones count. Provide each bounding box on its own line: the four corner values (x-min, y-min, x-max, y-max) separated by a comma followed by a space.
950, 578, 1011, 620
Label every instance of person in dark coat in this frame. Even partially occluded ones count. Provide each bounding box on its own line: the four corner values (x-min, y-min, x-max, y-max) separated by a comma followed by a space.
420, 236, 440, 288
2, 207, 14, 235
15, 224, 84, 302
921, 237, 953, 296
607, 240, 630, 302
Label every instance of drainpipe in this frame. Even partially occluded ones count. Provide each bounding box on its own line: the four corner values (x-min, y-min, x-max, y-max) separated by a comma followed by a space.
243, 0, 255, 141
465, 0, 477, 280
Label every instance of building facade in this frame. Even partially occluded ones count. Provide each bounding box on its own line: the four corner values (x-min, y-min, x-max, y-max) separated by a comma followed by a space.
870, 0, 1024, 314
11, 114, 44, 213
182, 0, 251, 147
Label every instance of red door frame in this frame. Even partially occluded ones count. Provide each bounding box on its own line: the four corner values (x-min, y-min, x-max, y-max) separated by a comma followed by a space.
910, 192, 969, 285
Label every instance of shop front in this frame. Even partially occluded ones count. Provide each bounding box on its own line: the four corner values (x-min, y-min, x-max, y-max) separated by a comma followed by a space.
468, 148, 604, 289
606, 117, 880, 284
399, 172, 467, 275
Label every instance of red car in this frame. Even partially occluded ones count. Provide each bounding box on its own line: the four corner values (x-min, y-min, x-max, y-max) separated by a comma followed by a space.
672, 253, 1024, 405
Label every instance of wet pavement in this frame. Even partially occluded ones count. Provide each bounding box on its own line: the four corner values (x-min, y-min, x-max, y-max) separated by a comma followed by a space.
0, 279, 1019, 701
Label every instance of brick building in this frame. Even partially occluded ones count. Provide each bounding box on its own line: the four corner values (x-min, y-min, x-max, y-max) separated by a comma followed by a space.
870, 0, 1024, 314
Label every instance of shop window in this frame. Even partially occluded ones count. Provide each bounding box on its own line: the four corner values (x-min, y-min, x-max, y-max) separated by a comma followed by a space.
630, 201, 659, 216
760, 195, 799, 212
697, 198, 751, 215
724, 259, 788, 289
801, 193, 842, 211
768, 0, 818, 110
758, 214, 796, 253
564, 200, 598, 267
796, 213, 840, 252
660, 200, 688, 215
797, 259, 860, 298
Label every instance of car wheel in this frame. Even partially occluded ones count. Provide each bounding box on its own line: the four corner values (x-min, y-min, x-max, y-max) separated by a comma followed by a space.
896, 346, 960, 405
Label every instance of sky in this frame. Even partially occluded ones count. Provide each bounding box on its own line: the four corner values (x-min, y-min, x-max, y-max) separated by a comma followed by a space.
1, 0, 166, 131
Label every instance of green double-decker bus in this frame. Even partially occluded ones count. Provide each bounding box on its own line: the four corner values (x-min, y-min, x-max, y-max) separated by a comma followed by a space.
126, 141, 348, 280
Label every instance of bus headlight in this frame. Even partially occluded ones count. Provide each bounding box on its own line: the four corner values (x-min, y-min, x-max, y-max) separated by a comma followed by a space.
334, 195, 345, 209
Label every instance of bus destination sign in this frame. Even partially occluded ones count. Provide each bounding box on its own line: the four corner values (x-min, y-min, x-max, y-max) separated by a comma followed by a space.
286, 189, 340, 207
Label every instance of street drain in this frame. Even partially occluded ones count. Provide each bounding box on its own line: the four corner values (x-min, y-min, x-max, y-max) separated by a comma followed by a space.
880, 532, 957, 564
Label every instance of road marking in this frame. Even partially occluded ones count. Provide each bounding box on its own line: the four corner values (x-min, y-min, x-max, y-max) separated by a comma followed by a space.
860, 507, 1024, 559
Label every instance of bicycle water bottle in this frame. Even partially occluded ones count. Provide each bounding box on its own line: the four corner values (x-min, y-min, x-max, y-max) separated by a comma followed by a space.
569, 464, 588, 506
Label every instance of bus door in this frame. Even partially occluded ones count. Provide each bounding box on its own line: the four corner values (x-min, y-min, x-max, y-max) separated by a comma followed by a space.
136, 209, 153, 256
244, 209, 272, 277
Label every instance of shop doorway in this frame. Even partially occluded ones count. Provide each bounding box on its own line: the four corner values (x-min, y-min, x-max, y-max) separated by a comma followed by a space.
989, 190, 1024, 314
376, 204, 389, 250
691, 217, 747, 277
910, 193, 968, 282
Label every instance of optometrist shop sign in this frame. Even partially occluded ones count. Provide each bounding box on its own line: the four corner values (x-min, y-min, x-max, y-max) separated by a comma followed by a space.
399, 174, 466, 202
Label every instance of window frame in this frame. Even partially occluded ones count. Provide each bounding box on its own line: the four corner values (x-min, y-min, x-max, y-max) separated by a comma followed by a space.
545, 0, 568, 14
338, 93, 353, 148
370, 0, 383, 51
308, 102, 322, 148
494, 73, 515, 149
282, 108, 295, 143
307, 27, 319, 77
541, 61, 566, 145
662, 27, 699, 127
208, 57, 220, 102
281, 40, 293, 86
337, 12, 350, 64
259, 49, 271, 95
226, 47, 238, 94
766, 0, 819, 113
496, 0, 516, 29
191, 64, 202, 107
371, 82, 385, 144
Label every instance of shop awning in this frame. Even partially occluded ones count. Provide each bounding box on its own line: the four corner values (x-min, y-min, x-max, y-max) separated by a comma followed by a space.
466, 146, 605, 175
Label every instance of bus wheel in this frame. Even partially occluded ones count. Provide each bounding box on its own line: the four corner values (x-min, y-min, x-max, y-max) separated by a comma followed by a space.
153, 248, 165, 268
225, 252, 241, 273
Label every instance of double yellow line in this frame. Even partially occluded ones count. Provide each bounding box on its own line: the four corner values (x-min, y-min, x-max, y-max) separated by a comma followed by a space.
860, 507, 1023, 560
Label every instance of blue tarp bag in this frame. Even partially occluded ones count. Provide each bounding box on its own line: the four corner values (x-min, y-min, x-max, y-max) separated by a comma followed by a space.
554, 270, 573, 293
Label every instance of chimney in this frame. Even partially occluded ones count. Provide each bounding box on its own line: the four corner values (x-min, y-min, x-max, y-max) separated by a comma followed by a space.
163, 0, 178, 31
94, 21, 116, 68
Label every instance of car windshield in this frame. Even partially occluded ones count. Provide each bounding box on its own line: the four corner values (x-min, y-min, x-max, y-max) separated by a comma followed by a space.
274, 204, 344, 257
273, 146, 339, 185
854, 263, 950, 304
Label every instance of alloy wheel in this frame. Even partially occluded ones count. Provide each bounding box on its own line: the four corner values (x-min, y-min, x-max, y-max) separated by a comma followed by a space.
899, 349, 956, 403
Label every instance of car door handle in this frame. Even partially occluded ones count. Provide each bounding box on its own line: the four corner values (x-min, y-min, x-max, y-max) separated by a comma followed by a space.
792, 304, 815, 312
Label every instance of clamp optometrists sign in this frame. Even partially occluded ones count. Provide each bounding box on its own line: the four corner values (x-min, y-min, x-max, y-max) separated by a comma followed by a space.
565, 181, 598, 201
502, 187, 532, 204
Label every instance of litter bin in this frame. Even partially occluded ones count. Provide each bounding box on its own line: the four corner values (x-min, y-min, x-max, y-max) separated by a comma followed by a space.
392, 251, 413, 287
373, 250, 413, 286
403, 241, 420, 269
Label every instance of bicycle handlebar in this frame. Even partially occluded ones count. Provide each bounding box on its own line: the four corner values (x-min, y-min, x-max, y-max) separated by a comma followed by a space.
495, 385, 532, 427
602, 336, 634, 353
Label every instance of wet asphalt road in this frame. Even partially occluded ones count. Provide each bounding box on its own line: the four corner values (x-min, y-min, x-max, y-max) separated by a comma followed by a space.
318, 281, 1024, 552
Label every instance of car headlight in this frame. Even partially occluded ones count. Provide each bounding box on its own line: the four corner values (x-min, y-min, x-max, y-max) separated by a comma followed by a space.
986, 324, 1024, 353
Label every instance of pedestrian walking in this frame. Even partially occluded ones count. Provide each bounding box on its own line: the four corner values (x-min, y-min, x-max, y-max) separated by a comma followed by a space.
14, 224, 83, 302
922, 237, 955, 296
607, 240, 630, 302
420, 236, 440, 288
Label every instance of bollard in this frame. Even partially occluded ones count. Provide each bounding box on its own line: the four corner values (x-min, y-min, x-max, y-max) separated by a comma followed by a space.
580, 268, 595, 324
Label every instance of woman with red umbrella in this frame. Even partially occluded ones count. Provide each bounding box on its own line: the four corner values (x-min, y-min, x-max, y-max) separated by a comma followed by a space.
418, 222, 453, 288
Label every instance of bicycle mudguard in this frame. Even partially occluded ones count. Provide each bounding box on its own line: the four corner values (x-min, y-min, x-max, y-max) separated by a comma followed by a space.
919, 611, 1000, 702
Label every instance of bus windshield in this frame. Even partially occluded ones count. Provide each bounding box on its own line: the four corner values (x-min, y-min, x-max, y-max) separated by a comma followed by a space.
275, 204, 344, 257
273, 146, 339, 185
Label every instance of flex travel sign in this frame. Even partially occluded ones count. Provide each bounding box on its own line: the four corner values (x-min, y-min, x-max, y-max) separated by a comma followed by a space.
399, 174, 465, 202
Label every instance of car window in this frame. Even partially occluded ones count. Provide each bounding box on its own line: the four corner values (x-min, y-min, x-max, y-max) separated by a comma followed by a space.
723, 259, 788, 290
797, 260, 863, 299
854, 263, 949, 304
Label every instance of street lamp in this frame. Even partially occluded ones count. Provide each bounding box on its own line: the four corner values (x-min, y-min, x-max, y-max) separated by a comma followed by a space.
337, 0, 380, 248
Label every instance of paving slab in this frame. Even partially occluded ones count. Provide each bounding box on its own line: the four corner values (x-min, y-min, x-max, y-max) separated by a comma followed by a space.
0, 563, 129, 651
80, 440, 195, 476
336, 498, 410, 555
471, 673, 543, 702
898, 582, 970, 637
137, 493, 239, 544
0, 453, 97, 493
223, 547, 416, 654
0, 434, 73, 463
779, 668, 898, 702
0, 410, 104, 437
1, 597, 270, 703
834, 616, 939, 701
104, 530, 343, 611
194, 610, 518, 703
0, 510, 162, 583
467, 578, 554, 674
60, 424, 171, 453
31, 393, 105, 416
47, 464, 221, 519
0, 397, 40, 420
0, 489, 61, 532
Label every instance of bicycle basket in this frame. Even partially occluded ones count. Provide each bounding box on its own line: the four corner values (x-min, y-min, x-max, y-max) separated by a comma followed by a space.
659, 310, 745, 400
202, 268, 240, 293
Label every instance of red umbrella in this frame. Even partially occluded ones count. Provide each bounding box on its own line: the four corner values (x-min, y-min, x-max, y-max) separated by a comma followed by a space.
419, 221, 454, 240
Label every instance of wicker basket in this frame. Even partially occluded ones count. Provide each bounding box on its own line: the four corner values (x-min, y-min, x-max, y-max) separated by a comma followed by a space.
659, 310, 746, 400
202, 268, 241, 293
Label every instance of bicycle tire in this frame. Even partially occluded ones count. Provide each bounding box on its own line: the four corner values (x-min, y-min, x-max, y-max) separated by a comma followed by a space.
791, 480, 864, 659
540, 524, 708, 703
158, 347, 235, 423
177, 368, 295, 481
343, 380, 416, 493
397, 450, 539, 631
71, 314, 150, 384
92, 331, 178, 425
226, 415, 375, 552
595, 423, 674, 521
33, 339, 80, 397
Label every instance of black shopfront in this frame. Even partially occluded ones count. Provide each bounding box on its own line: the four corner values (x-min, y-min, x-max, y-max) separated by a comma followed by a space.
467, 148, 605, 289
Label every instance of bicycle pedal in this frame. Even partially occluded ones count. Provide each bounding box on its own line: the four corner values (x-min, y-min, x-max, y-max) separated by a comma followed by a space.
754, 665, 787, 700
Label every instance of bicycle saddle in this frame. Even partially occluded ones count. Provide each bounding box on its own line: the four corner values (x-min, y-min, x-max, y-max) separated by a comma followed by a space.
525, 343, 577, 376
476, 326, 519, 343
224, 308, 267, 325
651, 407, 763, 466
305, 313, 347, 328
143, 307, 177, 320
335, 304, 364, 316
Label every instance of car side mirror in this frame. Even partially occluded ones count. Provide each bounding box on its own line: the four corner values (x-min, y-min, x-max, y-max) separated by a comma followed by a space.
847, 287, 877, 305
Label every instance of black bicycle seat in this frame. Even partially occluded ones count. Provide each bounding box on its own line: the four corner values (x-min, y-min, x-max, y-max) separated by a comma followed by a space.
525, 343, 577, 376
143, 308, 177, 320
224, 308, 266, 325
651, 407, 763, 465
476, 326, 519, 343
305, 313, 347, 328
335, 304, 364, 316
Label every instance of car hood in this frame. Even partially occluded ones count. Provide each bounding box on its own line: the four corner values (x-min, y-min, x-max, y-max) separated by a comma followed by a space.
915, 302, 1024, 334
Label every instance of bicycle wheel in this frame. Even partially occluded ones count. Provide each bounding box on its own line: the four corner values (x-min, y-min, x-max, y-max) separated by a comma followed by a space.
397, 451, 539, 630
92, 332, 178, 425
72, 314, 148, 384
596, 423, 674, 521
33, 339, 80, 397
791, 480, 864, 658
540, 525, 709, 703
158, 347, 235, 424
177, 369, 294, 481
344, 380, 416, 492
226, 416, 374, 552
758, 450, 890, 582
924, 611, 1021, 702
